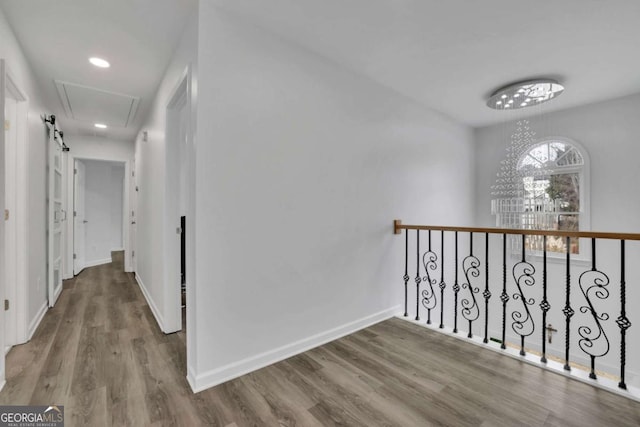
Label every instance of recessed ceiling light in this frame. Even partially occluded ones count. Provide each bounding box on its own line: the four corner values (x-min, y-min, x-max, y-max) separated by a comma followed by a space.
94, 123, 107, 129
486, 79, 564, 110
89, 57, 110, 68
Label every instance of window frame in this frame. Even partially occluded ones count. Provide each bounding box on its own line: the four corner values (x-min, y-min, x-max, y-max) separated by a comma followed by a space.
513, 137, 591, 263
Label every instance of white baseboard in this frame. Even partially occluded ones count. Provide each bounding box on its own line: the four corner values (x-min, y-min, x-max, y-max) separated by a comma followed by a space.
111, 247, 124, 252
0, 378, 5, 393
28, 301, 48, 340
188, 305, 401, 393
135, 273, 166, 333
84, 257, 112, 268
187, 365, 198, 393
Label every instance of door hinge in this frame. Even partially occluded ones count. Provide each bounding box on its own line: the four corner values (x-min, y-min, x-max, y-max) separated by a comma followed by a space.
4, 209, 8, 221
132, 250, 135, 257
74, 211, 77, 217
4, 299, 9, 311
74, 168, 77, 174
132, 170, 135, 177
73, 253, 77, 259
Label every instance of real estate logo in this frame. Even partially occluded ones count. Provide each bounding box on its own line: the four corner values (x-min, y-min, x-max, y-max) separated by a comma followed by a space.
0, 405, 64, 427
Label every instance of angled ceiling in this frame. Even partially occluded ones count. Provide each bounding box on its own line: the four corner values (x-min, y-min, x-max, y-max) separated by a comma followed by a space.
214, 0, 640, 127
0, 0, 197, 141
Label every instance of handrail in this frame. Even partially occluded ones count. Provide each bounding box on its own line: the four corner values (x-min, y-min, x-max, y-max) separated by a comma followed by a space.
393, 219, 640, 241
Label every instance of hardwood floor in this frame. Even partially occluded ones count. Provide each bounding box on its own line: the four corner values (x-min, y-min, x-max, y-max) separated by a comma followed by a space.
2, 253, 640, 426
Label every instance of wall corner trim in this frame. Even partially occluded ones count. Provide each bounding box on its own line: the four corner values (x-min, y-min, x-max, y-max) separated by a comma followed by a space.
135, 273, 166, 333
189, 305, 402, 393
28, 300, 49, 340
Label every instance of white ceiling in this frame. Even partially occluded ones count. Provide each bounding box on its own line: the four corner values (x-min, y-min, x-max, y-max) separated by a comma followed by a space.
214, 0, 640, 127
3, 1, 638, 134
0, 0, 196, 141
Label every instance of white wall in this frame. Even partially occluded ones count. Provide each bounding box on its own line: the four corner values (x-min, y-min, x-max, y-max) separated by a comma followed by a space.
82, 160, 124, 267
134, 9, 197, 336
63, 135, 134, 277
1, 7, 56, 386
189, 5, 475, 391
473, 93, 640, 387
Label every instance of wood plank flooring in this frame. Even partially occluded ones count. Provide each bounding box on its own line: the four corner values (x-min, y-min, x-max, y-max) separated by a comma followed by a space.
2, 253, 640, 426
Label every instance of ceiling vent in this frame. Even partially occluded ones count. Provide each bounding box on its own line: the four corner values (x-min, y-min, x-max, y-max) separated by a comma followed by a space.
54, 80, 140, 128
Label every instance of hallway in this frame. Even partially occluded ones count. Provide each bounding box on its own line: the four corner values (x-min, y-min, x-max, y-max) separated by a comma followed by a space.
0, 252, 187, 425
1, 254, 639, 426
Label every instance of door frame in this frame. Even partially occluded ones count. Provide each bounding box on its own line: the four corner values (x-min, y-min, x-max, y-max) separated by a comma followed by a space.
72, 159, 86, 275
66, 156, 132, 277
2, 60, 30, 349
164, 65, 194, 342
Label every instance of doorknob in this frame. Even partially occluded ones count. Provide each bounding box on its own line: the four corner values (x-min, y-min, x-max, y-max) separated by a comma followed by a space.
83, 220, 89, 224
131, 221, 136, 224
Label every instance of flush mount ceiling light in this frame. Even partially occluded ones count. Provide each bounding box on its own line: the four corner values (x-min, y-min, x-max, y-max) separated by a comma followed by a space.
94, 123, 107, 129
487, 79, 564, 110
89, 57, 110, 68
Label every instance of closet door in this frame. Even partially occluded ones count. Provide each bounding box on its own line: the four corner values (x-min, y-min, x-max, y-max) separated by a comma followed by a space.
47, 120, 63, 307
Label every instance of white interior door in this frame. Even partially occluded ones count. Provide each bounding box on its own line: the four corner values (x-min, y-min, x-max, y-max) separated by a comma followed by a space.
0, 58, 6, 379
131, 163, 137, 272
47, 121, 63, 307
73, 160, 86, 275
4, 95, 17, 349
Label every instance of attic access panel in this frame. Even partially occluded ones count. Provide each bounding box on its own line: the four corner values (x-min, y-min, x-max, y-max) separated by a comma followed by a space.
55, 80, 140, 127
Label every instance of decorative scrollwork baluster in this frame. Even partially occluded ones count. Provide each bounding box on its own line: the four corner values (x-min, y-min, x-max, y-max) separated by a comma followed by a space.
617, 240, 631, 390
483, 233, 491, 344
439, 231, 446, 329
540, 236, 550, 363
563, 236, 574, 371
415, 230, 421, 321
512, 234, 535, 356
462, 232, 480, 338
422, 231, 437, 325
578, 238, 610, 380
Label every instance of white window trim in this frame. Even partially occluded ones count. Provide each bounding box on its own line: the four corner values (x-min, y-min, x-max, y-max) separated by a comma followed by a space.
510, 136, 591, 264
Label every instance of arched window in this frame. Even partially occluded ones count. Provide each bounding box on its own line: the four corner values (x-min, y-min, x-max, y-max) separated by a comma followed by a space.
493, 138, 590, 256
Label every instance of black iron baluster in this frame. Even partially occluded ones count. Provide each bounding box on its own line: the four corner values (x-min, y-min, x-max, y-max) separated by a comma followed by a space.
453, 231, 460, 333
462, 232, 480, 338
415, 230, 421, 321
540, 236, 550, 363
562, 236, 574, 371
439, 230, 446, 329
483, 233, 491, 344
578, 238, 611, 380
500, 234, 508, 350
512, 234, 536, 356
617, 240, 631, 390
403, 230, 409, 317
422, 231, 438, 325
